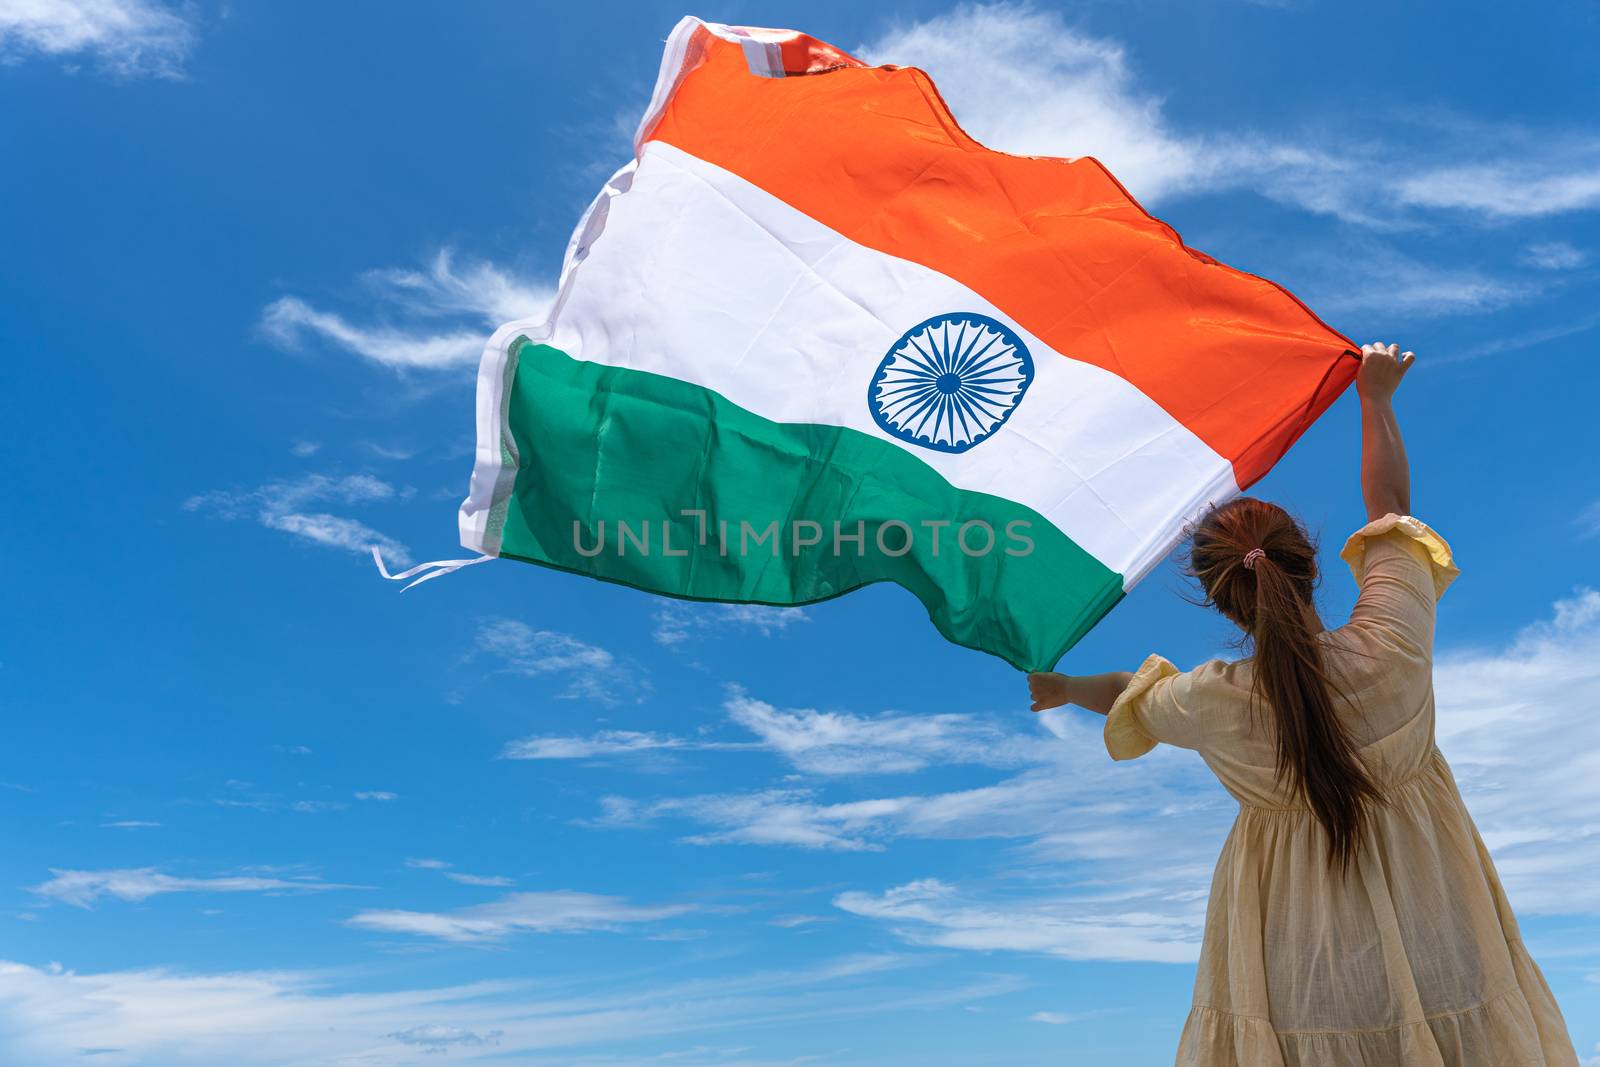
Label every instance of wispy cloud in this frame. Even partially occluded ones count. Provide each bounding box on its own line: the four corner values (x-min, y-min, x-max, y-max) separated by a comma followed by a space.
445, 873, 515, 888
400, 859, 511, 886
588, 736, 1224, 867
472, 619, 631, 704
353, 790, 398, 802
261, 250, 553, 371
347, 890, 696, 944
834, 878, 1200, 964
30, 868, 358, 909
582, 698, 1223, 858
0, 953, 1009, 1065
0, 0, 194, 78
653, 602, 810, 647
506, 688, 1042, 775
183, 472, 411, 566
100, 820, 160, 830
1432, 589, 1600, 913
209, 779, 355, 816
1431, 309, 1600, 367
1578, 503, 1600, 540
503, 729, 739, 761
859, 6, 1210, 204
724, 691, 1050, 775
387, 1024, 504, 1050
1520, 241, 1588, 271
1395, 160, 1600, 219
1295, 243, 1540, 318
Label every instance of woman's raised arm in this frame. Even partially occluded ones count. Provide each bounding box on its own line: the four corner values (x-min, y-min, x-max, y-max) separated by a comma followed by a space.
1358, 341, 1415, 521
1027, 670, 1133, 715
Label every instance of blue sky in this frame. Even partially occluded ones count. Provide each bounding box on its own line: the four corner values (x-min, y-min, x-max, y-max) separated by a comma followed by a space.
3, 1, 1598, 1063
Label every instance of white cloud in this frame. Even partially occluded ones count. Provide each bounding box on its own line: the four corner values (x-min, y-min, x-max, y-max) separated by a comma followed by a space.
476, 620, 614, 675
584, 701, 1222, 858
597, 789, 908, 852
30, 868, 357, 908
473, 619, 629, 704
100, 820, 159, 829
445, 873, 515, 888
366, 251, 550, 326
505, 688, 1042, 775
401, 859, 512, 887
1432, 309, 1600, 367
1432, 590, 1600, 913
1297, 244, 1538, 318
1578, 502, 1600, 540
347, 890, 696, 944
260, 511, 404, 561
388, 1024, 503, 1049
857, 5, 1209, 204
289, 799, 345, 814
261, 250, 553, 371
1396, 163, 1600, 218
184, 472, 411, 566
653, 602, 810, 646
724, 690, 1039, 775
0, 0, 194, 78
260, 298, 487, 370
0, 953, 1009, 1066
503, 729, 728, 761
354, 790, 398, 801
288, 439, 320, 458
834, 878, 1201, 965
1521, 241, 1588, 270
857, 6, 1600, 226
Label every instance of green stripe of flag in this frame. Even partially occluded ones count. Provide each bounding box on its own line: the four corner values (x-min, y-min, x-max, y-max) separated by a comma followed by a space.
494, 339, 1122, 670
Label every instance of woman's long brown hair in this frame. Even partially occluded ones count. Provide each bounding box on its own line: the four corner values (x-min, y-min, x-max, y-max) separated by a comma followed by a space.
1186, 497, 1380, 871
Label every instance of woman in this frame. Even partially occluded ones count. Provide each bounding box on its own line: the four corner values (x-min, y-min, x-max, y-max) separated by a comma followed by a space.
1027, 343, 1579, 1066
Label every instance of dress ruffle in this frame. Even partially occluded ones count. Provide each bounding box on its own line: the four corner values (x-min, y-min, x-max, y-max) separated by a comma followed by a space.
1339, 513, 1460, 600
1103, 652, 1179, 761
1177, 979, 1559, 1067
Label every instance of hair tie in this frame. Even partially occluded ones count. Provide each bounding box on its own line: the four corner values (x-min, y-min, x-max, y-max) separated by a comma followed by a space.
1242, 547, 1266, 570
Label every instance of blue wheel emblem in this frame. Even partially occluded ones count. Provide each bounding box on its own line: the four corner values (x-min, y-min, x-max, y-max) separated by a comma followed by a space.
868, 313, 1034, 454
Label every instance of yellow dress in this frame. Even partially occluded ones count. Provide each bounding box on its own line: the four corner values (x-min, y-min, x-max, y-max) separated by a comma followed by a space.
1104, 515, 1579, 1066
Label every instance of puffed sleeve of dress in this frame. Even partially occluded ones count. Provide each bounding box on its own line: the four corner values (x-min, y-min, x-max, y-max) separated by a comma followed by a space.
1103, 654, 1204, 760
1339, 513, 1460, 656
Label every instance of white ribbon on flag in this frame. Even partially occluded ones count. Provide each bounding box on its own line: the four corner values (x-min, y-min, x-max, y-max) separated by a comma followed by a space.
371, 547, 493, 591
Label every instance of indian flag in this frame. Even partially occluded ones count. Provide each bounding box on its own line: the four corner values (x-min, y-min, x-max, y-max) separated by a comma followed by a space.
458, 17, 1356, 672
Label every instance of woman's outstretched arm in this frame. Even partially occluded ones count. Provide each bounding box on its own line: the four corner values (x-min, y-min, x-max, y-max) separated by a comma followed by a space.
1027, 670, 1132, 715
1358, 341, 1415, 521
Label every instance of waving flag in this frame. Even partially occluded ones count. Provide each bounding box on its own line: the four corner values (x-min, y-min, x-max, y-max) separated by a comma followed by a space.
458, 17, 1357, 671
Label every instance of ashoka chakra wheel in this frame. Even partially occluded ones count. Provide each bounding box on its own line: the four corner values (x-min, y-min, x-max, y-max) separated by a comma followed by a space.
867, 313, 1034, 454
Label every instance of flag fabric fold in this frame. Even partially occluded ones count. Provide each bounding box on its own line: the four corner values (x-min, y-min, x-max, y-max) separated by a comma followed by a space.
459, 16, 1356, 671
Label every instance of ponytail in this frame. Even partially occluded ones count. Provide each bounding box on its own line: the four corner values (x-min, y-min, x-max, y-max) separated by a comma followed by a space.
1186, 498, 1380, 872
1248, 552, 1380, 871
